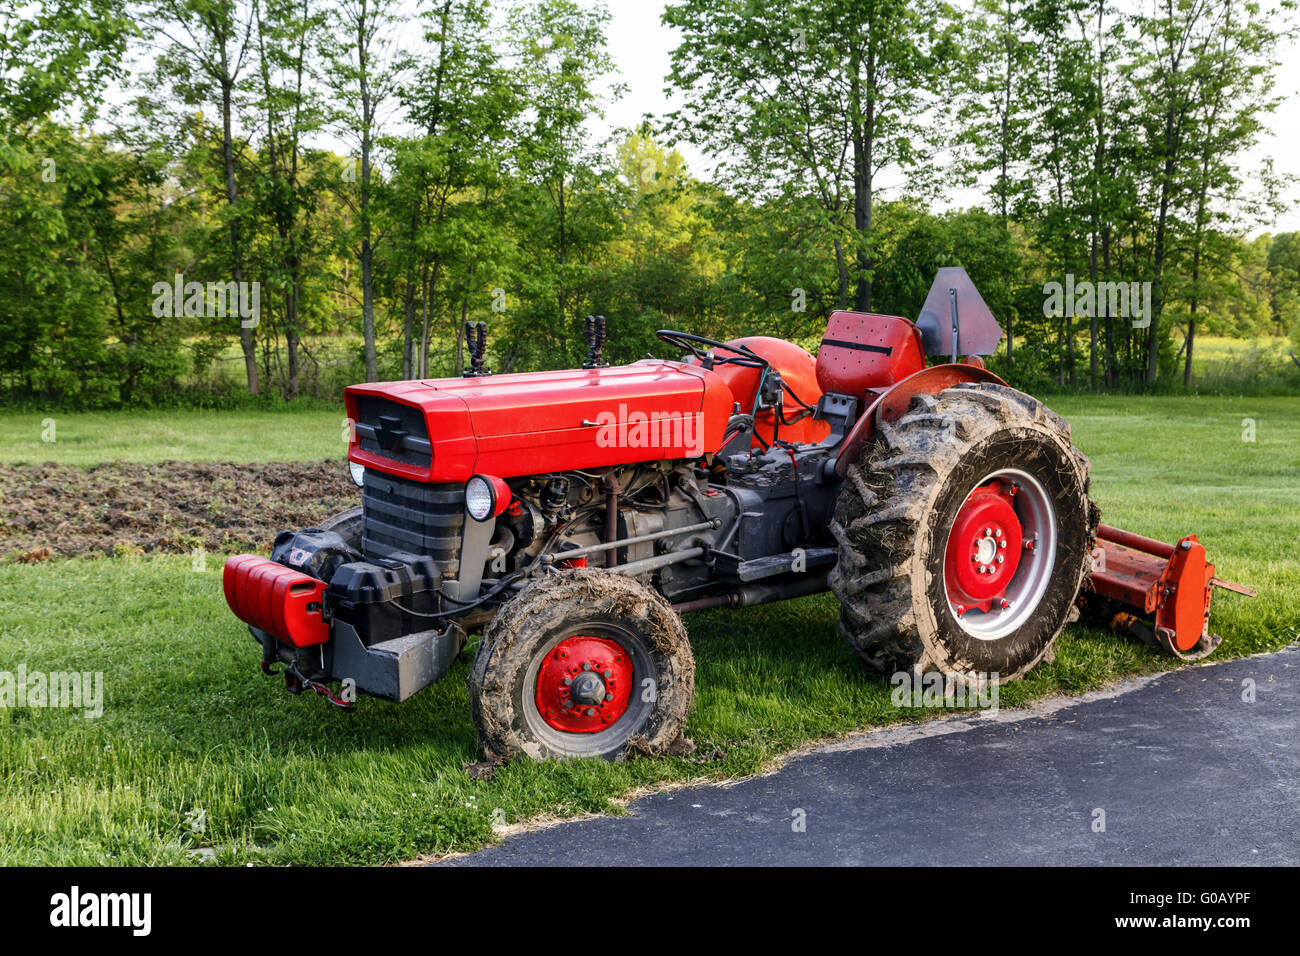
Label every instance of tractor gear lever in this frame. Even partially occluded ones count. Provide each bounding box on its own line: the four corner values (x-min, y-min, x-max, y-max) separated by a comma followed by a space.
464, 321, 491, 377
583, 314, 608, 368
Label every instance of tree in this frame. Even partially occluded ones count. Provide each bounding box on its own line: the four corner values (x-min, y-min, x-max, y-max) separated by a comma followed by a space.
1019, 0, 1096, 385
1269, 232, 1300, 335
321, 0, 409, 382
957, 0, 1038, 364
250, 0, 328, 398
1129, 0, 1216, 384
0, 0, 131, 124
143, 0, 261, 392
664, 0, 956, 312
388, 0, 516, 378
1176, 0, 1284, 385
499, 0, 617, 367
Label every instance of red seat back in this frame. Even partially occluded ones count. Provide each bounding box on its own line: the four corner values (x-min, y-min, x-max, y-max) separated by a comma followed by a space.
815, 311, 926, 397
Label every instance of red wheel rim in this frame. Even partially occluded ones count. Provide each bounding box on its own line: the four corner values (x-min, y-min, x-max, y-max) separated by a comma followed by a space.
534, 635, 635, 734
943, 478, 1024, 614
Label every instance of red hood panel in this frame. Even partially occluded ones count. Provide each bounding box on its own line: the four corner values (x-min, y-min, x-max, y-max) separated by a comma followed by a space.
346, 360, 735, 483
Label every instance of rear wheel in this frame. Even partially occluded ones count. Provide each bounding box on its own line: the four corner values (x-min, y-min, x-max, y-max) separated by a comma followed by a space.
829, 383, 1099, 682
469, 569, 695, 760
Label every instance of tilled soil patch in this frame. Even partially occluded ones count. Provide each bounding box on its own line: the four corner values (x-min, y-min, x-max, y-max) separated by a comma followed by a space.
0, 460, 359, 562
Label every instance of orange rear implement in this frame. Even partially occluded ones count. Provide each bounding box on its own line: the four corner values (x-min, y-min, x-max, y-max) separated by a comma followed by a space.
1082, 524, 1255, 660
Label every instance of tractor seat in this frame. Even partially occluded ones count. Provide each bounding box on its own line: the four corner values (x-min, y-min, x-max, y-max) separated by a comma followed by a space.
814, 310, 926, 398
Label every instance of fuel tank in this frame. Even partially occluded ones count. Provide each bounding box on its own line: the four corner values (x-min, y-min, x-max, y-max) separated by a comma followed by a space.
346, 360, 737, 483
696, 336, 830, 447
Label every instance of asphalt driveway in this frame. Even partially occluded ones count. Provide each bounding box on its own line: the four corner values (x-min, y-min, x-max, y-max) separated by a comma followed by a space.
443, 645, 1300, 866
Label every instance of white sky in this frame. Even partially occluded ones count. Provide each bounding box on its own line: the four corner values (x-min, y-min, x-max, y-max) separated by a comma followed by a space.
597, 0, 1300, 235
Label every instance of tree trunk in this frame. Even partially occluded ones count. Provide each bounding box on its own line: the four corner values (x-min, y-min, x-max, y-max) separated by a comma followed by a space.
833, 234, 848, 310
1102, 226, 1114, 386
402, 268, 417, 380
220, 67, 257, 395
419, 259, 431, 375
420, 259, 440, 376
557, 172, 568, 325
1148, 159, 1174, 386
286, 326, 300, 399
851, 44, 875, 312
1185, 246, 1200, 387
1148, 73, 1187, 384
1001, 0, 1013, 367
358, 4, 378, 382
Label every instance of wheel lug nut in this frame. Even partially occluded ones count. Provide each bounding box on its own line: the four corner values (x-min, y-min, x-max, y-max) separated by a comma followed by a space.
605, 692, 614, 701
994, 529, 1002, 538
586, 708, 596, 716
603, 669, 612, 678
999, 540, 1007, 548
983, 528, 992, 536
996, 554, 1004, 564
563, 676, 572, 685
563, 700, 573, 709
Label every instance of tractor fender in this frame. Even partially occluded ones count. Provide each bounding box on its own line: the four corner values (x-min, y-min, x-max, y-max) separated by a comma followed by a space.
832, 362, 1008, 476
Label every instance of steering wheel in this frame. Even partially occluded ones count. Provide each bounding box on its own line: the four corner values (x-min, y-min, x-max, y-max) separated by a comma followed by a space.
655, 330, 769, 368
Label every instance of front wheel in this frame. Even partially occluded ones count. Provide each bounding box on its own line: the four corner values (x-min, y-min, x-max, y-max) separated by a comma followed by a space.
829, 383, 1099, 682
469, 569, 695, 760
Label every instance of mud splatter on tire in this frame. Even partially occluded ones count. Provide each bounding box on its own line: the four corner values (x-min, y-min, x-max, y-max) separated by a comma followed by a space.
469, 568, 695, 761
828, 383, 1099, 682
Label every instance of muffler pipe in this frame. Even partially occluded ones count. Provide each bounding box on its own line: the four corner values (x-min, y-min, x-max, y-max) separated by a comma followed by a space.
672, 571, 830, 614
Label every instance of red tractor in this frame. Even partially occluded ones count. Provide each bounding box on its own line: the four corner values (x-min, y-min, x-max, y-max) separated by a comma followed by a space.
223, 269, 1245, 761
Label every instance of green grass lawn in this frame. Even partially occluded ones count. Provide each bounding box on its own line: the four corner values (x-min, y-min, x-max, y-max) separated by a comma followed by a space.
0, 408, 346, 466
1, 394, 1298, 865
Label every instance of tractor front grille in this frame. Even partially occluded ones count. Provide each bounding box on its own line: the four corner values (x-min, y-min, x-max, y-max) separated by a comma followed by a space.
361, 470, 464, 575
353, 395, 432, 468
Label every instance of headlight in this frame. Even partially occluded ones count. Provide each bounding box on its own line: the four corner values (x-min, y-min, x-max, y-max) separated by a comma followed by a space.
465, 474, 509, 521
348, 460, 365, 487
465, 476, 495, 521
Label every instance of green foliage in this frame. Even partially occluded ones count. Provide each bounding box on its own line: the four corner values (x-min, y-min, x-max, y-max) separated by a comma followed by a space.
0, 0, 132, 123
0, 0, 1296, 408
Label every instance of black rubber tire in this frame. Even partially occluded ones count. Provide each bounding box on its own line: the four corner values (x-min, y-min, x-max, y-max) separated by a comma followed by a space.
828, 383, 1099, 682
318, 506, 362, 551
469, 568, 695, 761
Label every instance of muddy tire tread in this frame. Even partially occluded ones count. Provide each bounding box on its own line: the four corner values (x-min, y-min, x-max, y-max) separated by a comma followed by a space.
828, 382, 1100, 681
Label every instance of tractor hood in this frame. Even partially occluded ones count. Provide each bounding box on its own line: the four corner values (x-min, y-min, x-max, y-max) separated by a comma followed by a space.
345, 360, 737, 483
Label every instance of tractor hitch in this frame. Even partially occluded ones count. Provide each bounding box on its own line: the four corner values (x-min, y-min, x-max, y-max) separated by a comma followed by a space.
1081, 524, 1254, 660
